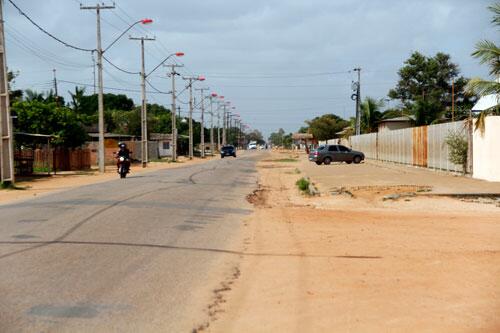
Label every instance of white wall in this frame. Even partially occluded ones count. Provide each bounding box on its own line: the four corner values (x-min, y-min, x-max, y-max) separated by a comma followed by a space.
473, 116, 500, 182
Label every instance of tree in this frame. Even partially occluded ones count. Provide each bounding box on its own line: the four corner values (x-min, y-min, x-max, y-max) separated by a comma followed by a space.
268, 128, 286, 146
8, 71, 23, 103
245, 129, 265, 144
305, 114, 348, 141
360, 97, 384, 133
12, 100, 87, 147
388, 51, 471, 124
466, 2, 500, 133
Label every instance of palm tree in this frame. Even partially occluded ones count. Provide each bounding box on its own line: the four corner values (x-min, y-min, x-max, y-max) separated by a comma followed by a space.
466, 2, 500, 133
24, 89, 44, 102
360, 97, 384, 133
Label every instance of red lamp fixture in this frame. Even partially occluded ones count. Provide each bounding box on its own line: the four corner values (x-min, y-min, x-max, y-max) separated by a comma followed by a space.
175, 52, 185, 57
211, 93, 218, 97
198, 76, 206, 81
141, 18, 153, 24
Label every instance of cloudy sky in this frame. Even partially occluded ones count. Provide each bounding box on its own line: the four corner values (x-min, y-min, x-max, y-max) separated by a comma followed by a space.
4, 0, 498, 137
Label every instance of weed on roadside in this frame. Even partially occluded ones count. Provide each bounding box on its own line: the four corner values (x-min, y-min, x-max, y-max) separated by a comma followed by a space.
296, 177, 310, 192
0, 182, 27, 190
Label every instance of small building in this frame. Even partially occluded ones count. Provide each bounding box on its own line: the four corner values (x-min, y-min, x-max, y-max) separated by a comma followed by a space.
150, 133, 173, 157
377, 116, 414, 132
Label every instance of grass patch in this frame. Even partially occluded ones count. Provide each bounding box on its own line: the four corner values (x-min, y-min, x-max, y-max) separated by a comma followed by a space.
264, 158, 298, 163
1, 182, 27, 190
296, 177, 310, 192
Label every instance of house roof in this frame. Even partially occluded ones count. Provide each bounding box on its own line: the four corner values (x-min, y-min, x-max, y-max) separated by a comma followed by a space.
379, 115, 415, 123
472, 94, 499, 111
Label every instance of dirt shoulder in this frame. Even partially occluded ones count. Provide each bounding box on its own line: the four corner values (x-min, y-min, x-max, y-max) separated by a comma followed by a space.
0, 156, 216, 205
207, 150, 500, 332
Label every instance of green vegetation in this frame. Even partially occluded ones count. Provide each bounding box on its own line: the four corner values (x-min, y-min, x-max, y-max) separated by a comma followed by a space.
466, 2, 500, 134
296, 177, 310, 192
268, 128, 293, 148
306, 114, 349, 141
388, 51, 476, 125
445, 131, 468, 173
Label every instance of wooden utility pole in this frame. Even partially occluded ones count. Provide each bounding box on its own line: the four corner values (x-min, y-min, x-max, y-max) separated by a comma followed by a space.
0, 0, 14, 184
80, 3, 115, 173
167, 64, 183, 162
130, 35, 155, 167
196, 87, 209, 158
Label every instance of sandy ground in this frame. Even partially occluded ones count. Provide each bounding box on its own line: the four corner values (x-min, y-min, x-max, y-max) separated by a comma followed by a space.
207, 150, 500, 333
0, 155, 216, 205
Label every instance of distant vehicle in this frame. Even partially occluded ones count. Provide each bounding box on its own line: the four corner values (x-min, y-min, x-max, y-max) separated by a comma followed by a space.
221, 145, 237, 158
309, 144, 365, 165
248, 141, 257, 150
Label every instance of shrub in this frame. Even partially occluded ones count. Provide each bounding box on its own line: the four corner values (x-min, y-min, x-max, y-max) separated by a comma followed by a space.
445, 130, 468, 173
296, 177, 310, 192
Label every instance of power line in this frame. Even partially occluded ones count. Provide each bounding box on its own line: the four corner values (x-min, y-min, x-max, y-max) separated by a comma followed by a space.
102, 55, 140, 75
6, 0, 94, 52
145, 78, 170, 95
5, 25, 93, 69
58, 79, 172, 95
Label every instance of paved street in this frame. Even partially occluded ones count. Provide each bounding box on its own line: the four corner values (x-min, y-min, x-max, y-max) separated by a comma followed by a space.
0, 153, 260, 332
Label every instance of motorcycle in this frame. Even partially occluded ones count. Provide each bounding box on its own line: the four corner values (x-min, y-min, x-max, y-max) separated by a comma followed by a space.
117, 156, 130, 178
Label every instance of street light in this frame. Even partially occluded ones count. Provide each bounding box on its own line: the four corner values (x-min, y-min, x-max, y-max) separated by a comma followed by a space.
183, 75, 206, 159
93, 17, 154, 173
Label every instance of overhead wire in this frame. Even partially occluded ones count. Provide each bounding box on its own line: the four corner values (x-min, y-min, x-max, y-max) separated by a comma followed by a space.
102, 56, 140, 75
6, 0, 94, 52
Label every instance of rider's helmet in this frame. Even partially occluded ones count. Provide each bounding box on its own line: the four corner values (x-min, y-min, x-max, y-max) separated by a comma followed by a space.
118, 142, 127, 149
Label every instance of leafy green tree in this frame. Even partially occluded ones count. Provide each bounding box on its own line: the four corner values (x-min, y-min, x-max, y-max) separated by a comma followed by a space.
306, 114, 348, 141
388, 51, 472, 123
246, 129, 265, 145
8, 71, 23, 103
12, 100, 87, 147
269, 128, 286, 146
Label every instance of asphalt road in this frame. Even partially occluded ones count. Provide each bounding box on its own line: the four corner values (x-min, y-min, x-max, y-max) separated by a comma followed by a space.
0, 152, 261, 332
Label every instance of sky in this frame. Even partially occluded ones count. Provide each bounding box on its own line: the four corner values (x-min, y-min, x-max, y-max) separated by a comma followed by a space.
4, 0, 498, 138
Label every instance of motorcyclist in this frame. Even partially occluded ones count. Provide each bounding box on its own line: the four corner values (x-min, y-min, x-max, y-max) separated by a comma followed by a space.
115, 142, 131, 172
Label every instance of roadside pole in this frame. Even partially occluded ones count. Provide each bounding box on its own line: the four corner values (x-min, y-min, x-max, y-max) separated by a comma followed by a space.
195, 87, 209, 158
167, 64, 183, 162
209, 96, 215, 154
0, 0, 14, 184
81, 3, 115, 173
130, 36, 155, 167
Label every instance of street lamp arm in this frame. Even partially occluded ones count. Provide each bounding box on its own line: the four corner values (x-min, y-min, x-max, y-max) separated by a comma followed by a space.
103, 20, 145, 53
147, 52, 184, 77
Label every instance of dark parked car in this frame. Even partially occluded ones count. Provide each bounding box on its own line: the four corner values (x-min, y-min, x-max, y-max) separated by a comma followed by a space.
221, 145, 236, 158
309, 145, 364, 165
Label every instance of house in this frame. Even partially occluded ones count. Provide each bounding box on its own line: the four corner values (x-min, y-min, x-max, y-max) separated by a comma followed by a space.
150, 133, 173, 157
377, 116, 414, 132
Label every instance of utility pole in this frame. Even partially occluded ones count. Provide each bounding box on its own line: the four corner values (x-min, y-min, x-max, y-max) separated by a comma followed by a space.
217, 102, 221, 150
222, 103, 227, 146
352, 68, 361, 136
92, 51, 96, 94
451, 78, 455, 122
52, 68, 59, 107
0, 0, 14, 184
166, 64, 183, 162
81, 3, 115, 173
209, 96, 215, 155
130, 35, 155, 167
196, 87, 209, 158
182, 77, 197, 160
